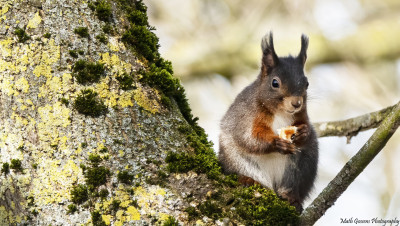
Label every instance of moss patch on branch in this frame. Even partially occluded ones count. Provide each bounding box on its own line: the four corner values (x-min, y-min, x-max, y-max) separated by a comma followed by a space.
15, 27, 31, 43
74, 27, 90, 38
73, 89, 107, 117
72, 59, 105, 84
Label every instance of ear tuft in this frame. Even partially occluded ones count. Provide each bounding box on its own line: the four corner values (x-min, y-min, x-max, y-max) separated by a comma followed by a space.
261, 32, 279, 75
298, 34, 309, 66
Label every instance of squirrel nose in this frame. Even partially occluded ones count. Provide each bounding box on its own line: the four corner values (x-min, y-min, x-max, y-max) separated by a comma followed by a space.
291, 99, 302, 109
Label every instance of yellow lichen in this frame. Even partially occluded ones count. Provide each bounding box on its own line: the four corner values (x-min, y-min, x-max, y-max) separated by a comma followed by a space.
126, 206, 140, 221
0, 76, 17, 96
31, 159, 82, 206
33, 64, 52, 78
37, 102, 71, 143
0, 38, 13, 58
133, 87, 160, 114
27, 12, 42, 29
15, 77, 29, 93
0, 3, 9, 16
108, 37, 121, 52
102, 215, 113, 225
118, 91, 134, 108
99, 52, 132, 76
38, 75, 63, 99
33, 39, 60, 78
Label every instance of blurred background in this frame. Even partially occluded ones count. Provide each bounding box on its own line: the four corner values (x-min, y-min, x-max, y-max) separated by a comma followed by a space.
146, 0, 400, 224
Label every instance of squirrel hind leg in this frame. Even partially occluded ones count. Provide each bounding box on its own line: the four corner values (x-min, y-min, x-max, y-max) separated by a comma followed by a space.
277, 188, 303, 213
238, 175, 261, 187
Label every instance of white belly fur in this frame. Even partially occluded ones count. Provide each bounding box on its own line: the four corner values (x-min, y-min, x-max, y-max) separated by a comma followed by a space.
249, 111, 294, 188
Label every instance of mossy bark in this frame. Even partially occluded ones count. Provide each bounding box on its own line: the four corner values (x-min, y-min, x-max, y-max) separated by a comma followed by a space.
0, 0, 297, 225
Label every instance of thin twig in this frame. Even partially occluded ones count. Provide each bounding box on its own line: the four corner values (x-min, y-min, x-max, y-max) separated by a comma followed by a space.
313, 104, 396, 142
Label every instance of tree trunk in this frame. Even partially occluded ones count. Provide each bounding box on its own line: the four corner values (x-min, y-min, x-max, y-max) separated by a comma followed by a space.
0, 0, 298, 225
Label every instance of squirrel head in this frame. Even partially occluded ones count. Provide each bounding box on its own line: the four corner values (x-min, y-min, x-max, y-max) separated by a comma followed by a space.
257, 32, 309, 115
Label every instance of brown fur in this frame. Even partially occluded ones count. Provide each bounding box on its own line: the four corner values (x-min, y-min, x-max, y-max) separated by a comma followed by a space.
251, 112, 276, 143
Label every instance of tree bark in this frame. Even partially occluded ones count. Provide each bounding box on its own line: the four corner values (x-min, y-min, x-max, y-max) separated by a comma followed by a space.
313, 103, 397, 141
300, 102, 400, 225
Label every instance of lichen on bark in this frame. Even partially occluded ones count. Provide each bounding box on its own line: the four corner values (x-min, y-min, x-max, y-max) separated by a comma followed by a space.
0, 0, 298, 225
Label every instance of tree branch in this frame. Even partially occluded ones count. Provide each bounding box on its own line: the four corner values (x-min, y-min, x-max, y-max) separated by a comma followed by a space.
313, 103, 397, 142
300, 101, 400, 226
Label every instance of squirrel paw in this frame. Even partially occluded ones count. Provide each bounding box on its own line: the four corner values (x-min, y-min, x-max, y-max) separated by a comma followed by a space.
274, 138, 296, 154
293, 124, 309, 145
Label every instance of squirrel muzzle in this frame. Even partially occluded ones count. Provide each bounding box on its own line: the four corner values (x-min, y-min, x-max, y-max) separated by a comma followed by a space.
283, 96, 303, 114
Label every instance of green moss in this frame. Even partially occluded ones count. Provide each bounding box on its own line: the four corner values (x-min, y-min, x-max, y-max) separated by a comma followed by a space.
2, 163, 10, 175
165, 130, 221, 180
61, 97, 70, 106
96, 34, 108, 44
127, 10, 149, 27
78, 50, 85, 55
110, 199, 121, 213
32, 209, 38, 216
146, 170, 168, 186
198, 200, 222, 220
116, 73, 135, 90
99, 147, 108, 153
74, 27, 89, 38
99, 188, 109, 199
117, 170, 134, 184
17, 145, 24, 151
15, 27, 30, 43
88, 153, 102, 166
235, 185, 299, 225
43, 32, 51, 39
10, 159, 23, 172
88, 2, 96, 11
32, 163, 38, 169
67, 204, 77, 214
74, 89, 107, 117
91, 210, 107, 226
71, 184, 89, 204
163, 216, 178, 226
160, 94, 172, 109
85, 166, 111, 189
102, 23, 115, 35
72, 59, 105, 84
27, 196, 34, 206
122, 25, 159, 62
81, 142, 88, 148
221, 174, 239, 187
69, 50, 79, 58
95, 0, 112, 21
184, 206, 199, 221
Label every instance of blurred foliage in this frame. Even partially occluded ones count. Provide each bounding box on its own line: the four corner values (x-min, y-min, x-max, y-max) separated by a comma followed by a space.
147, 0, 400, 79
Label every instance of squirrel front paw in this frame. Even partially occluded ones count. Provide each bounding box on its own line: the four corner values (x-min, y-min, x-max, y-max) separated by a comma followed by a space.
273, 137, 296, 154
293, 124, 310, 145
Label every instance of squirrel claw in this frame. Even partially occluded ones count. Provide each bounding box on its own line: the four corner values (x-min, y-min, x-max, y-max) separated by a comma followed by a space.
274, 138, 296, 154
293, 124, 309, 144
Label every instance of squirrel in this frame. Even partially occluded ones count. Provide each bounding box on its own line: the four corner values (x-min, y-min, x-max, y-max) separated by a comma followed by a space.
218, 32, 318, 212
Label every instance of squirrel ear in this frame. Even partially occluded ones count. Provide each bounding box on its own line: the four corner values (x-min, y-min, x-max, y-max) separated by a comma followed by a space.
298, 34, 309, 66
261, 32, 279, 75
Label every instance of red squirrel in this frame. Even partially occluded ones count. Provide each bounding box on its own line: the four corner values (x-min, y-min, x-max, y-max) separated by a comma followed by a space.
218, 32, 318, 212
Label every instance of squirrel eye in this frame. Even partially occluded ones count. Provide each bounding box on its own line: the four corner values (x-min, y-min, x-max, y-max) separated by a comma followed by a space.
306, 81, 309, 89
272, 79, 280, 88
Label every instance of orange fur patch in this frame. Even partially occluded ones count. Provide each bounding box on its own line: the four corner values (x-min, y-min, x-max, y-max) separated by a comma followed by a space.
238, 175, 260, 186
252, 112, 277, 143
